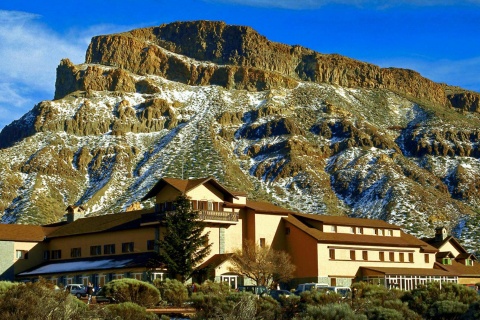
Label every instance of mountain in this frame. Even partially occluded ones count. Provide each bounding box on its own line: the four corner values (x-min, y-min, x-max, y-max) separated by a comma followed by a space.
1, 20, 479, 253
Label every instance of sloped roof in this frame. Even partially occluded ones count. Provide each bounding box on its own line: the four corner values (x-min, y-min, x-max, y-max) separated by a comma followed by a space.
360, 266, 457, 277
47, 210, 145, 239
284, 214, 438, 251
142, 177, 238, 201
196, 253, 234, 270
422, 235, 468, 255
18, 252, 158, 276
434, 259, 480, 277
0, 224, 59, 242
245, 200, 293, 214
292, 212, 401, 229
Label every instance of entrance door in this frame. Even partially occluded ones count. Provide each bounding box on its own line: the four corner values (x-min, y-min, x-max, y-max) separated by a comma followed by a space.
221, 275, 237, 289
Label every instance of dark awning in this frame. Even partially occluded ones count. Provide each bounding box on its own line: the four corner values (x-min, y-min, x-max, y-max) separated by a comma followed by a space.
18, 252, 159, 276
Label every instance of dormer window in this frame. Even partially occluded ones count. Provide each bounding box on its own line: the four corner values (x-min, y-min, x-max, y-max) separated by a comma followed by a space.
466, 259, 473, 266
356, 227, 363, 234
442, 258, 452, 265
331, 225, 337, 233
378, 229, 383, 236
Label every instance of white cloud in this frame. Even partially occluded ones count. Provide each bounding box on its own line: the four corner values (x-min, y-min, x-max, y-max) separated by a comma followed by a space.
0, 10, 134, 130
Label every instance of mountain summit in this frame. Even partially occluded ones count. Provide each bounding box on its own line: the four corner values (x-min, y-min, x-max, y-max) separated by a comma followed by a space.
1, 20, 479, 253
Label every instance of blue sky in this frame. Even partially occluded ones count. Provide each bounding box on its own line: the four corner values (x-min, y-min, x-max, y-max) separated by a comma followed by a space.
1, 0, 479, 130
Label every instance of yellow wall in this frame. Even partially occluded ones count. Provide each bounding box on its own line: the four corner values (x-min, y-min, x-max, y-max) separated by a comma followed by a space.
47, 227, 157, 259
13, 242, 48, 274
254, 213, 287, 249
439, 241, 461, 257
186, 183, 225, 202
458, 277, 480, 285
156, 185, 182, 203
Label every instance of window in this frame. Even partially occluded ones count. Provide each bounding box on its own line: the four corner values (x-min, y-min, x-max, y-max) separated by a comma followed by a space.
387, 230, 392, 236
90, 245, 101, 256
350, 250, 356, 261
122, 242, 134, 253
329, 249, 335, 260
378, 229, 383, 236
399, 253, 405, 262
44, 250, 50, 260
260, 238, 266, 248
442, 258, 452, 265
208, 201, 213, 211
425, 254, 430, 263
330, 225, 337, 232
409, 253, 414, 262
104, 244, 115, 254
147, 240, 155, 251
132, 273, 143, 280
362, 251, 368, 261
349, 227, 355, 233
356, 227, 363, 234
51, 250, 61, 259
70, 248, 81, 258
379, 252, 385, 261
285, 227, 290, 235
114, 274, 124, 280
389, 252, 395, 262
16, 250, 28, 259
466, 259, 473, 266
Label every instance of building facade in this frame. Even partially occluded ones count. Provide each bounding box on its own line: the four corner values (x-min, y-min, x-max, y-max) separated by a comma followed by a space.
0, 177, 476, 290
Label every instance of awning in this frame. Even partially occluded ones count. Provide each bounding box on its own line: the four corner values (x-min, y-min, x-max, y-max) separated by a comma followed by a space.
18, 252, 159, 276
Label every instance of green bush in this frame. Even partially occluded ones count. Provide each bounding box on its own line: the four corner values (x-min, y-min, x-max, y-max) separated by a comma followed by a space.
295, 303, 367, 320
102, 278, 161, 308
427, 300, 469, 319
190, 281, 233, 318
0, 278, 88, 320
0, 281, 19, 298
402, 281, 479, 318
461, 300, 480, 320
99, 302, 157, 320
364, 306, 404, 320
155, 278, 189, 307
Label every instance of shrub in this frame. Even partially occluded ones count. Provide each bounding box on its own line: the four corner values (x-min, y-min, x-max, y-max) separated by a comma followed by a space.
427, 300, 469, 319
364, 306, 404, 320
461, 300, 480, 320
99, 302, 157, 320
0, 281, 19, 298
295, 303, 367, 320
190, 281, 233, 318
0, 278, 88, 320
155, 278, 189, 307
102, 278, 161, 308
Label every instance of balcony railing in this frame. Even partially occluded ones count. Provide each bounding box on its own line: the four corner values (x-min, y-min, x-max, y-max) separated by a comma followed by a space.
143, 209, 238, 225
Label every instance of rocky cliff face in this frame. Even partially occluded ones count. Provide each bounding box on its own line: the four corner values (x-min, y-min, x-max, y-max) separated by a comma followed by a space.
1, 20, 480, 254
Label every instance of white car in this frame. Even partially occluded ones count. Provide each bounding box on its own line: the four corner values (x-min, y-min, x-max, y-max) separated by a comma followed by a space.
64, 284, 87, 298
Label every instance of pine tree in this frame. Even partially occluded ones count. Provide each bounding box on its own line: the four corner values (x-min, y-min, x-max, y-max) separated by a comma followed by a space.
158, 195, 212, 282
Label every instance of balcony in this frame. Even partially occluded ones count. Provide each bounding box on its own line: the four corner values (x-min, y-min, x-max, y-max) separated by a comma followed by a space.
141, 209, 238, 226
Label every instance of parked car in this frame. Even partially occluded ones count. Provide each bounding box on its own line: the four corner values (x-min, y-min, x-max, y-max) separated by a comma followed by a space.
64, 284, 87, 298
94, 287, 116, 304
237, 285, 268, 296
294, 283, 328, 295
268, 289, 293, 301
319, 286, 352, 298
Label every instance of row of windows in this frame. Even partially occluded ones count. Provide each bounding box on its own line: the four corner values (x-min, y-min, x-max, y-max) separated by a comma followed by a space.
46, 240, 156, 260
156, 200, 222, 213
329, 226, 395, 236
329, 249, 415, 262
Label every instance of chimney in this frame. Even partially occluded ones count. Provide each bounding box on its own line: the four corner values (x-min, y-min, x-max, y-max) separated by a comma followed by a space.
435, 226, 448, 242
65, 205, 85, 223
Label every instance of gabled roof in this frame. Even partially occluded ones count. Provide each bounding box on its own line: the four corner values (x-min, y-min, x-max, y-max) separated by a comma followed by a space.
434, 260, 480, 277
284, 214, 438, 251
141, 177, 238, 201
0, 224, 59, 242
46, 210, 145, 239
195, 253, 234, 271
422, 235, 468, 255
456, 252, 477, 261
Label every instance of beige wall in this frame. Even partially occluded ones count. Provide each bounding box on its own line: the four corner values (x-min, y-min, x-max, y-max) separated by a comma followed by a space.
13, 242, 48, 274
254, 213, 287, 249
317, 244, 435, 278
439, 241, 461, 257
186, 183, 225, 202
47, 227, 157, 259
458, 277, 480, 285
